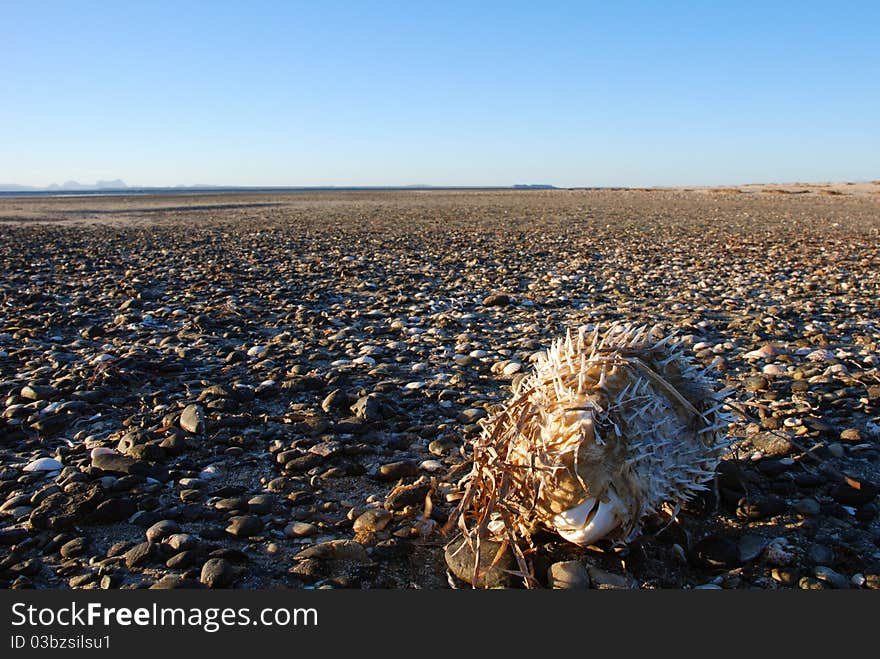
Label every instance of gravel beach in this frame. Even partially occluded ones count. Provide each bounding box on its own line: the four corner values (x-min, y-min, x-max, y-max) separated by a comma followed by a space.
1, 187, 879, 589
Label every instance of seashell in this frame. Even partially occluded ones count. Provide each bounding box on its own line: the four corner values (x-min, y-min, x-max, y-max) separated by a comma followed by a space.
449, 323, 733, 573
23, 457, 64, 472
743, 344, 781, 360
806, 349, 835, 362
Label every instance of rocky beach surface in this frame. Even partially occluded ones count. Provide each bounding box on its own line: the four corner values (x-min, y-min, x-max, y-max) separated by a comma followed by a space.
1, 187, 879, 589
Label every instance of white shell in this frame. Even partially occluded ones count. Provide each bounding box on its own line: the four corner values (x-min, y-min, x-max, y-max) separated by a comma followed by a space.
23, 457, 63, 472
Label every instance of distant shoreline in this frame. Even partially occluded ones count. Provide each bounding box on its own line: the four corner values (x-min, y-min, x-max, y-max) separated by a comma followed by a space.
0, 185, 563, 199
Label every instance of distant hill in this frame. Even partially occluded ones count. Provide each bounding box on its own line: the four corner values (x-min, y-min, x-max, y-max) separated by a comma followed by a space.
47, 179, 128, 191
513, 184, 556, 189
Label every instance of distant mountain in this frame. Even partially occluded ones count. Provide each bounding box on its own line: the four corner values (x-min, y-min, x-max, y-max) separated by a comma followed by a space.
46, 179, 128, 190
513, 184, 556, 189
0, 183, 37, 191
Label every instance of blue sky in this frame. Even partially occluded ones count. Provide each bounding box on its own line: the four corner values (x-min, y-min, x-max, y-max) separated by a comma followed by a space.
3, 1, 878, 187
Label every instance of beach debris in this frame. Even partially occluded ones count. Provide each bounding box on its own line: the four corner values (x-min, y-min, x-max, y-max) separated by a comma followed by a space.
446, 323, 733, 586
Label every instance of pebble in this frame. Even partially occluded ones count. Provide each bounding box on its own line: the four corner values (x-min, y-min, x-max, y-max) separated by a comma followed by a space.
294, 540, 369, 563
353, 508, 392, 533
444, 533, 512, 588
692, 534, 740, 568
814, 566, 849, 589
793, 498, 821, 516
285, 522, 318, 538
457, 408, 487, 424
123, 542, 156, 568
376, 461, 419, 482
146, 520, 180, 543
225, 515, 264, 538
548, 561, 591, 589
587, 566, 634, 590
742, 376, 769, 392
180, 404, 205, 434
200, 558, 236, 588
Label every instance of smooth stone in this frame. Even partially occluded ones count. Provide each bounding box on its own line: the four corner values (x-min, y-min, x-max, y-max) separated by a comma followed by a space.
375, 461, 419, 482
587, 566, 634, 590
246, 495, 273, 514
444, 533, 512, 588
123, 541, 156, 568
482, 293, 512, 306
150, 575, 202, 589
145, 519, 180, 543
21, 385, 56, 401
548, 561, 591, 589
814, 566, 849, 589
294, 540, 369, 563
742, 376, 770, 392
59, 536, 88, 558
284, 522, 318, 538
225, 515, 263, 538
457, 408, 488, 424
807, 544, 835, 565
353, 508, 392, 533
692, 534, 740, 568
180, 404, 206, 434
200, 558, 236, 588
91, 453, 137, 474
166, 550, 199, 569
165, 533, 198, 551
793, 498, 821, 516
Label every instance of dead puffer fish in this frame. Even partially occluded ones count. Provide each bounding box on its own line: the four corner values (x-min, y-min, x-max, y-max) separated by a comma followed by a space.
449, 323, 733, 578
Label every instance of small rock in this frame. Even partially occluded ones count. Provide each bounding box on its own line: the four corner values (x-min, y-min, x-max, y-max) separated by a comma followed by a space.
738, 535, 770, 562
200, 558, 236, 588
814, 566, 849, 589
146, 520, 180, 543
165, 533, 198, 551
763, 539, 796, 566
166, 550, 199, 569
807, 544, 835, 565
226, 515, 264, 538
353, 508, 392, 533
180, 404, 206, 434
375, 461, 419, 482
457, 408, 487, 424
294, 539, 369, 563
840, 428, 861, 442
123, 542, 156, 568
482, 293, 512, 307
21, 384, 56, 401
444, 533, 512, 588
587, 566, 634, 589
548, 561, 590, 589
692, 534, 740, 569
60, 537, 88, 558
351, 394, 383, 422
742, 376, 770, 392
749, 432, 793, 456
793, 498, 821, 516
284, 522, 318, 538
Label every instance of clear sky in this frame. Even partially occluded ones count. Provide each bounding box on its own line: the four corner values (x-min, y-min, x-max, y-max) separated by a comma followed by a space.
3, 1, 878, 188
